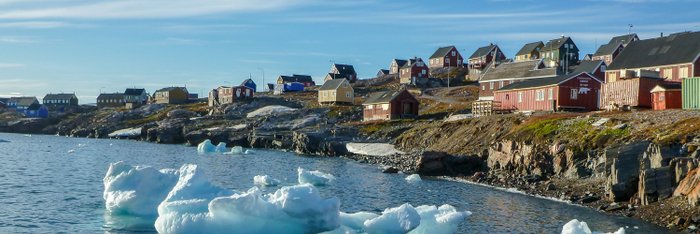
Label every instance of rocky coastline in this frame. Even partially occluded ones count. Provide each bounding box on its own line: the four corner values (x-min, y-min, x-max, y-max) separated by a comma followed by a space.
2, 94, 700, 232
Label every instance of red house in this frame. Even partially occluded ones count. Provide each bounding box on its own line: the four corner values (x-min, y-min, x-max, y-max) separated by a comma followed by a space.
468, 43, 506, 80
399, 57, 429, 85
362, 90, 419, 121
651, 82, 682, 110
494, 72, 602, 112
429, 45, 463, 69
478, 59, 558, 100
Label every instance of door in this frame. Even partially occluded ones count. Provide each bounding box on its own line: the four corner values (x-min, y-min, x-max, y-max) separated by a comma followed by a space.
402, 101, 413, 117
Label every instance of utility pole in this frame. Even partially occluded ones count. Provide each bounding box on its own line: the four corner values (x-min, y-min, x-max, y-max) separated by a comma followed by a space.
628, 24, 633, 36
257, 68, 265, 92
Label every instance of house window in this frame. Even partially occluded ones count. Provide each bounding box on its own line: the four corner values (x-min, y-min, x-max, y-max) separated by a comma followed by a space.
489, 82, 494, 90
663, 68, 673, 79
680, 67, 689, 79
482, 85, 485, 91
518, 92, 523, 103
505, 94, 510, 100
421, 70, 426, 75
499, 81, 504, 87
536, 90, 544, 101
451, 51, 456, 56
548, 88, 553, 100
659, 93, 665, 101
346, 92, 351, 98
570, 89, 578, 100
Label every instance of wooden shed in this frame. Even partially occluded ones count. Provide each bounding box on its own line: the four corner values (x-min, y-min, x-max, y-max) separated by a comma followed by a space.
601, 77, 662, 110
362, 90, 419, 121
650, 82, 682, 110
683, 77, 700, 110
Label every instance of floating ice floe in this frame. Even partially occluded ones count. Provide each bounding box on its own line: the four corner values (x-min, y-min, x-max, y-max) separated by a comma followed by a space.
298, 167, 335, 186
67, 149, 76, 153
406, 174, 422, 183
104, 163, 471, 234
108, 127, 142, 138
197, 140, 217, 154
214, 143, 228, 153
561, 219, 625, 234
346, 143, 405, 157
253, 175, 280, 187
224, 146, 245, 155
103, 162, 179, 216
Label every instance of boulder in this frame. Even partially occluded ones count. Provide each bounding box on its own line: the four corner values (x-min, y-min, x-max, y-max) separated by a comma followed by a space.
487, 140, 551, 176
638, 166, 675, 205
670, 158, 699, 185
167, 109, 196, 119
674, 168, 700, 206
606, 141, 650, 202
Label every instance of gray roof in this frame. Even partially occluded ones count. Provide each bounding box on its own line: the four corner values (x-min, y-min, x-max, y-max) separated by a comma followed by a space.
609, 33, 638, 46
9, 97, 38, 106
593, 42, 622, 56
333, 64, 356, 76
542, 37, 572, 52
326, 73, 349, 80
567, 60, 603, 75
607, 31, 700, 70
280, 74, 314, 83
124, 88, 146, 96
401, 58, 425, 69
97, 93, 124, 99
469, 44, 497, 59
515, 41, 544, 56
498, 72, 598, 91
155, 87, 188, 93
378, 69, 389, 75
319, 79, 349, 91
44, 93, 77, 100
480, 60, 558, 82
430, 46, 456, 59
653, 82, 682, 91
363, 90, 406, 105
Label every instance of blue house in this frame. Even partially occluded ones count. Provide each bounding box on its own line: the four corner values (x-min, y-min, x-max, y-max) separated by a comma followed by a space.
24, 103, 49, 118
7, 97, 39, 112
241, 79, 257, 92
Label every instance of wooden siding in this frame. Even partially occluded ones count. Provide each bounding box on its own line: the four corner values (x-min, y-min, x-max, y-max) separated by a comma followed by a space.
399, 65, 429, 84
479, 80, 514, 99
651, 90, 682, 110
362, 91, 419, 121
556, 75, 601, 111
495, 87, 557, 111
601, 77, 661, 108
606, 62, 696, 83
319, 82, 354, 104
493, 73, 601, 112
218, 86, 254, 105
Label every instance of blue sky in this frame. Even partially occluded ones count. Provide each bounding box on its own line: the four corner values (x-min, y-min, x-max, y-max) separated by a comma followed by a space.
1, 0, 699, 103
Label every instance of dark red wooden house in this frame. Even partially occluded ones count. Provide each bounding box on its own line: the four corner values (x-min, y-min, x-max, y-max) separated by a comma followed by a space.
493, 72, 602, 112
362, 90, 419, 121
651, 82, 682, 110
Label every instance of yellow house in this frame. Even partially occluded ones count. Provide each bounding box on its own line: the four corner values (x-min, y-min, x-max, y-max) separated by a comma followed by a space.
318, 79, 353, 105
153, 87, 189, 104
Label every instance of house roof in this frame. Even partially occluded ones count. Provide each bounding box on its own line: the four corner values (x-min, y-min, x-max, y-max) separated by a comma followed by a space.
9, 97, 38, 106
124, 88, 146, 96
401, 58, 426, 69
97, 93, 124, 99
378, 69, 389, 75
44, 93, 77, 100
430, 46, 456, 59
497, 72, 598, 91
393, 59, 408, 67
593, 42, 622, 56
333, 64, 356, 76
651, 82, 682, 92
480, 60, 558, 82
469, 44, 497, 59
319, 78, 349, 91
280, 74, 314, 83
155, 87, 188, 93
515, 41, 544, 56
363, 90, 407, 105
326, 73, 349, 80
567, 60, 604, 74
609, 33, 638, 46
542, 37, 571, 52
607, 31, 700, 70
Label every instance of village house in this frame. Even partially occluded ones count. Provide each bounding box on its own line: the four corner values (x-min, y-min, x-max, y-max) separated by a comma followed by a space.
241, 79, 257, 92
123, 88, 148, 109
399, 57, 429, 85
153, 87, 189, 104
566, 60, 607, 81
24, 103, 49, 118
97, 93, 125, 108
362, 90, 419, 121
389, 59, 408, 75
540, 36, 579, 69
650, 82, 682, 110
277, 74, 315, 87
42, 93, 78, 110
325, 64, 358, 83
428, 46, 463, 69
606, 31, 700, 83
592, 34, 640, 65
494, 72, 603, 112
477, 59, 558, 100
318, 79, 354, 105
467, 43, 506, 80
514, 41, 544, 62
215, 85, 254, 105
7, 97, 39, 111
377, 69, 390, 77
683, 77, 700, 109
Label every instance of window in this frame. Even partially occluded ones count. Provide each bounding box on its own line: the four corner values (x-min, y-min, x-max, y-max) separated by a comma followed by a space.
680, 67, 689, 79
536, 90, 544, 101
451, 51, 456, 56
548, 88, 553, 100
659, 93, 665, 101
482, 85, 485, 91
570, 89, 578, 100
346, 92, 351, 98
518, 92, 523, 103
499, 81, 504, 87
663, 68, 673, 79
505, 94, 510, 100
489, 82, 494, 90
608, 72, 617, 82
421, 69, 426, 75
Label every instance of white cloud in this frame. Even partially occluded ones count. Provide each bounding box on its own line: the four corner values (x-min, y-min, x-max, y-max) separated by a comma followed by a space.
0, 0, 314, 19
0, 21, 92, 29
161, 24, 254, 33
0, 36, 38, 43
0, 63, 25, 68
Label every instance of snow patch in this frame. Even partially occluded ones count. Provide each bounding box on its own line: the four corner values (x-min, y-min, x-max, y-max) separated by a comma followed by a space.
253, 175, 280, 187
444, 114, 473, 122
406, 174, 422, 183
298, 167, 335, 186
561, 219, 625, 234
108, 127, 142, 138
246, 105, 298, 118
346, 143, 405, 157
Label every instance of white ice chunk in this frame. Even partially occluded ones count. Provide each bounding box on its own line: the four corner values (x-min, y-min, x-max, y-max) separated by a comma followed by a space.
339, 212, 379, 231
197, 139, 217, 154
246, 105, 298, 118
561, 219, 625, 234
364, 203, 421, 234
253, 175, 280, 187
298, 167, 335, 186
405, 174, 422, 183
103, 161, 179, 216
214, 142, 227, 153
224, 146, 245, 155
409, 205, 471, 234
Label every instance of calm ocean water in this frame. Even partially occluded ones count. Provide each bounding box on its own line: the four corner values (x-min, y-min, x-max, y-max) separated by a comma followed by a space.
0, 133, 669, 233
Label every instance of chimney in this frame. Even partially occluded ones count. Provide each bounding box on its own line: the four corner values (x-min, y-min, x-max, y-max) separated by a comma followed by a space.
661, 32, 664, 37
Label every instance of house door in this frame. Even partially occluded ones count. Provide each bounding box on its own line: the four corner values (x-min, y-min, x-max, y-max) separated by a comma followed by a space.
402, 102, 413, 116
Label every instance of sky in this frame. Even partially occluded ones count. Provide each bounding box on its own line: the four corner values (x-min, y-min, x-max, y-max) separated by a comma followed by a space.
1, 0, 699, 103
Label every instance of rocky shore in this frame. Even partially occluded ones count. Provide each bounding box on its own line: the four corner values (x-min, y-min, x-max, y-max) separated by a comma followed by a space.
2, 93, 700, 232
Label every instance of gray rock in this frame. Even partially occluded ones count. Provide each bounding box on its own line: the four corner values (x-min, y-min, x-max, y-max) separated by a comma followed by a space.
606, 141, 650, 202
638, 166, 674, 205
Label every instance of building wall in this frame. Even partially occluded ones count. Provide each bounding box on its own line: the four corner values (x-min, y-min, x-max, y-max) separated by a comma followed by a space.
319, 83, 353, 104
479, 80, 516, 99
97, 98, 124, 108
429, 48, 463, 68
683, 77, 700, 109
494, 74, 601, 111
556, 74, 601, 111
218, 87, 253, 105
388, 91, 419, 119
652, 90, 682, 110
601, 77, 661, 108
495, 86, 557, 111
607, 62, 695, 83
363, 103, 390, 121
399, 65, 429, 84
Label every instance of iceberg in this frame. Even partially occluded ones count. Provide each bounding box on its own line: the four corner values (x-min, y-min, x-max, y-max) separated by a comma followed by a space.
103, 161, 179, 216
364, 203, 421, 234
405, 174, 422, 183
224, 146, 245, 155
410, 205, 472, 234
561, 219, 625, 234
298, 167, 335, 186
253, 175, 280, 187
214, 142, 228, 153
197, 139, 217, 154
